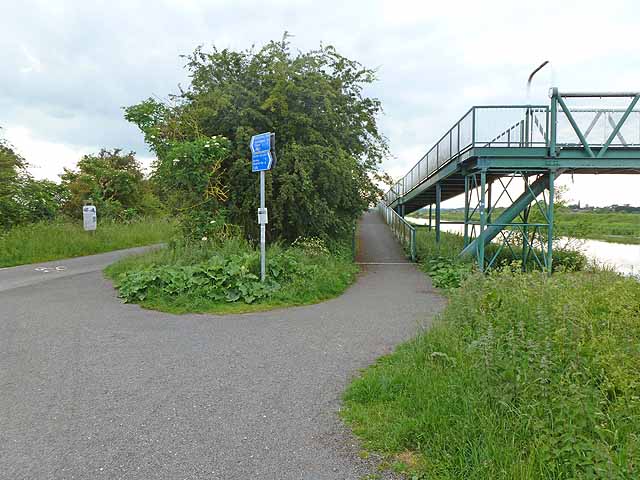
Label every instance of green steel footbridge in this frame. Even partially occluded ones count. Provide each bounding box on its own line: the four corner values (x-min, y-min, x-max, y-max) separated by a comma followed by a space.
380, 88, 640, 271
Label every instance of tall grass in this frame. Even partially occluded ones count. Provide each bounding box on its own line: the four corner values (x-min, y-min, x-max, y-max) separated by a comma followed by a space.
415, 227, 586, 278
415, 228, 464, 260
0, 218, 175, 267
342, 263, 640, 478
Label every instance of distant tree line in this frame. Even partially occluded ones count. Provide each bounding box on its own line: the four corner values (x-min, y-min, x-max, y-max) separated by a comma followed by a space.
0, 129, 161, 230
567, 203, 640, 214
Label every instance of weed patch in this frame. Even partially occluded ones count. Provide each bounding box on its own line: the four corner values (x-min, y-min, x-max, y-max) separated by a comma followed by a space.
106, 237, 357, 314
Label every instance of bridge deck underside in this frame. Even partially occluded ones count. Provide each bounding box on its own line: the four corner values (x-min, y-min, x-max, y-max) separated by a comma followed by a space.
393, 147, 640, 216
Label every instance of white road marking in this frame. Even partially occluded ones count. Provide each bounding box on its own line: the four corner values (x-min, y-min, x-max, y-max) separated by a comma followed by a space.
34, 266, 67, 273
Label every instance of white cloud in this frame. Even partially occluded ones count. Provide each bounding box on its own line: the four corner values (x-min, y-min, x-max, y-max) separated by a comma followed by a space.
0, 0, 638, 207
19, 45, 44, 74
3, 126, 156, 180
4, 126, 92, 180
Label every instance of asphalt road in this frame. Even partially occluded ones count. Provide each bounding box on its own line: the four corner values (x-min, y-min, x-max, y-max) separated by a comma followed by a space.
0, 211, 445, 480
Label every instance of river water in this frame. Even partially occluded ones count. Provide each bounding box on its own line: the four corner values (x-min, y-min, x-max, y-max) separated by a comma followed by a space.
406, 217, 640, 277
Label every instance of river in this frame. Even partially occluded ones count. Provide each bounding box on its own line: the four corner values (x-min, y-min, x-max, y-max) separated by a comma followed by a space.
406, 218, 640, 277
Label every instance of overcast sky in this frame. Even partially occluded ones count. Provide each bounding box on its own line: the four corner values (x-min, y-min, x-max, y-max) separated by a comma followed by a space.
2, 0, 639, 207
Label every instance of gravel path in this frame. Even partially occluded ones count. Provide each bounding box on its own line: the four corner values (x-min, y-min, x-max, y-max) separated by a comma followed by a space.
0, 211, 445, 479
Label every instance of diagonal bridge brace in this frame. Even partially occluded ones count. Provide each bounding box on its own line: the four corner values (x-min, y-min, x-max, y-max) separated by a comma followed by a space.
460, 173, 557, 259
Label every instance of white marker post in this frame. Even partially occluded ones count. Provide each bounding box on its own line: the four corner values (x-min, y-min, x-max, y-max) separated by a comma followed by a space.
250, 132, 276, 282
82, 204, 97, 232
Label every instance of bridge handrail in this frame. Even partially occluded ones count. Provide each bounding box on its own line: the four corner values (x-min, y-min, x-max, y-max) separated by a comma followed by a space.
384, 105, 548, 205
377, 202, 416, 261
386, 94, 640, 207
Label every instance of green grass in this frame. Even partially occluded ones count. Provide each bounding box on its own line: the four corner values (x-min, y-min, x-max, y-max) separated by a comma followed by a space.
342, 269, 640, 479
415, 228, 465, 261
554, 211, 640, 245
0, 217, 175, 267
104, 238, 358, 315
342, 228, 640, 479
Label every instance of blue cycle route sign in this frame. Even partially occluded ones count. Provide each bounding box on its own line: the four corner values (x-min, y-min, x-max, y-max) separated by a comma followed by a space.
250, 132, 275, 172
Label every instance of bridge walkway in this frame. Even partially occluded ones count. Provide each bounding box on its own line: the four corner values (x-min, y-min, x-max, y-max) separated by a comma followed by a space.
382, 89, 640, 271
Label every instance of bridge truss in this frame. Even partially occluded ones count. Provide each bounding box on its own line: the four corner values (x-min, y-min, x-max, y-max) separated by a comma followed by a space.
384, 89, 640, 272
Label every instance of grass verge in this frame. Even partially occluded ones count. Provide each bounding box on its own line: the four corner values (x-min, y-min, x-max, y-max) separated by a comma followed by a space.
105, 237, 358, 315
342, 245, 640, 477
0, 217, 175, 267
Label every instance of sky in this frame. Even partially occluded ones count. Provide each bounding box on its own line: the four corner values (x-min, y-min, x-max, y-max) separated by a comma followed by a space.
1, 0, 639, 208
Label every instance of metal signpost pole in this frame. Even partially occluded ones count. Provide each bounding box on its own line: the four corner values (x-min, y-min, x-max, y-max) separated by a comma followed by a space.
260, 170, 266, 282
250, 132, 276, 282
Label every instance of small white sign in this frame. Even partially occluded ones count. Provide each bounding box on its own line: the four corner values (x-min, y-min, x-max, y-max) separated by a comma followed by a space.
257, 207, 268, 225
83, 205, 97, 231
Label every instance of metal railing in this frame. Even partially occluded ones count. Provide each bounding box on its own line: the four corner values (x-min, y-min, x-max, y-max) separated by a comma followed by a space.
550, 89, 640, 158
384, 105, 548, 205
555, 108, 640, 147
378, 202, 416, 261
385, 92, 640, 207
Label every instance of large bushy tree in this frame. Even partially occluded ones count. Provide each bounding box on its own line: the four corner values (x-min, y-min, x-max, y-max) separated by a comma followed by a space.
60, 148, 159, 220
0, 130, 66, 229
125, 36, 388, 242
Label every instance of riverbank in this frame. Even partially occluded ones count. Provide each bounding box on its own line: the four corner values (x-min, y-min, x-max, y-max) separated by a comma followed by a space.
410, 210, 640, 245
341, 216, 639, 478
407, 217, 639, 276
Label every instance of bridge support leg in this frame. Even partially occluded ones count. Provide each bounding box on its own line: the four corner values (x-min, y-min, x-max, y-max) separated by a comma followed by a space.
463, 175, 469, 247
460, 171, 559, 273
435, 183, 441, 245
478, 170, 487, 272
487, 179, 492, 225
522, 177, 530, 272
400, 204, 405, 218
428, 204, 432, 232
547, 170, 555, 274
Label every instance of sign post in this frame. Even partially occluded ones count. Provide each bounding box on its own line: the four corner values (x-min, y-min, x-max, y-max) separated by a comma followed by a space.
250, 132, 276, 281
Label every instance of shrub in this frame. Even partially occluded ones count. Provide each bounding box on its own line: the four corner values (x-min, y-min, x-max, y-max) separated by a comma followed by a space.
109, 238, 356, 310
124, 36, 388, 243
116, 248, 308, 304
424, 256, 473, 289
60, 149, 160, 220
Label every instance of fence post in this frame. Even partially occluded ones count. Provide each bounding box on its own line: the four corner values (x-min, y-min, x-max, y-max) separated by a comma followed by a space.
547, 170, 555, 274
352, 221, 357, 261
435, 183, 442, 246
411, 228, 417, 262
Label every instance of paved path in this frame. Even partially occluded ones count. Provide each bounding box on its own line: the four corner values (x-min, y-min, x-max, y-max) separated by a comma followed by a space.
0, 211, 445, 480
